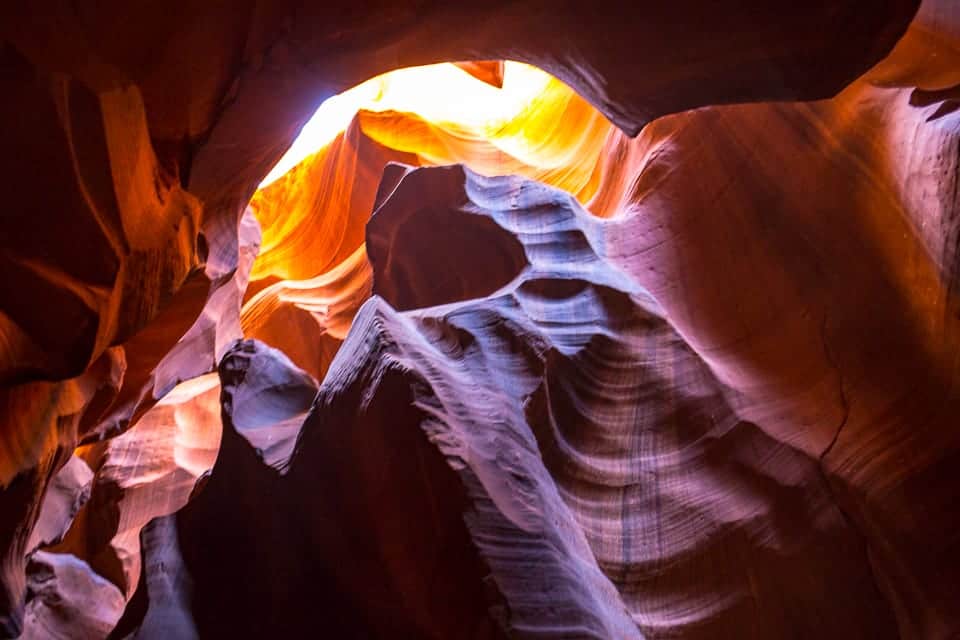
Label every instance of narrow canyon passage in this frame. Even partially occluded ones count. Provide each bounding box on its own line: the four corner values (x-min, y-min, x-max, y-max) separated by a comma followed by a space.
2, 1, 959, 638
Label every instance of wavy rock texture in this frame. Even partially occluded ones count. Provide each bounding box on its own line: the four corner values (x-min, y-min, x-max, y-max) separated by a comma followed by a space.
240, 121, 416, 381
52, 374, 221, 600
241, 67, 641, 382
172, 334, 624, 639
587, 13, 960, 634
119, 515, 199, 640
0, 349, 122, 637
154, 161, 924, 638
329, 165, 893, 638
6, 0, 960, 638
22, 552, 124, 640
26, 457, 92, 555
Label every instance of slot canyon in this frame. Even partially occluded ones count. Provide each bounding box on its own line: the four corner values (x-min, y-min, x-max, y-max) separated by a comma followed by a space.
2, 1, 960, 638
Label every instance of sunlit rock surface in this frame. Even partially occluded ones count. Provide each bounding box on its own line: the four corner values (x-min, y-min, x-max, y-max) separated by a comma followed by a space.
5, 0, 960, 637
51, 374, 221, 600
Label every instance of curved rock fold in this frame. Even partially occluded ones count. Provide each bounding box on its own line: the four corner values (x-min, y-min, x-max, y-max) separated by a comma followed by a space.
6, 1, 960, 638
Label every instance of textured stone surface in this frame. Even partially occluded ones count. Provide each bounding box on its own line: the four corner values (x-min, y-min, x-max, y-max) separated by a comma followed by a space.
109, 516, 198, 640
22, 552, 124, 640
174, 339, 509, 638
5, 0, 960, 637
26, 457, 92, 554
322, 166, 896, 638
50, 374, 220, 600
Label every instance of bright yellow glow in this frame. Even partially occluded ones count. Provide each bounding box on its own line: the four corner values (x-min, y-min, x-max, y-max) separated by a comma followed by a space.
259, 61, 553, 188
244, 59, 623, 381
248, 58, 617, 284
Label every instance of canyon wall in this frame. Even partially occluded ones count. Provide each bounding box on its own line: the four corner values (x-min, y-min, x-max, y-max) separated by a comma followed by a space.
4, 0, 960, 638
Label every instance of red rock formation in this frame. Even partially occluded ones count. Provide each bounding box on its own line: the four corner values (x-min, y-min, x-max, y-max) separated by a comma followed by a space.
8, 0, 960, 637
26, 457, 92, 555
338, 165, 896, 637
53, 373, 221, 599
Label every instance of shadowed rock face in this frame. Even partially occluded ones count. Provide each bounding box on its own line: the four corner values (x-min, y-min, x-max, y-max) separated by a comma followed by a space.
239, 166, 897, 638
170, 339, 506, 639
7, 0, 960, 638
119, 158, 949, 638
367, 164, 530, 311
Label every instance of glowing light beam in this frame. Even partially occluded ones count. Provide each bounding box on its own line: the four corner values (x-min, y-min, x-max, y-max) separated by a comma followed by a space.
258, 61, 552, 188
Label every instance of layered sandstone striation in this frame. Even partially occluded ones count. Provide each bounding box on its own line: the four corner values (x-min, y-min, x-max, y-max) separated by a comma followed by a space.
162, 165, 898, 637
4, 0, 960, 637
